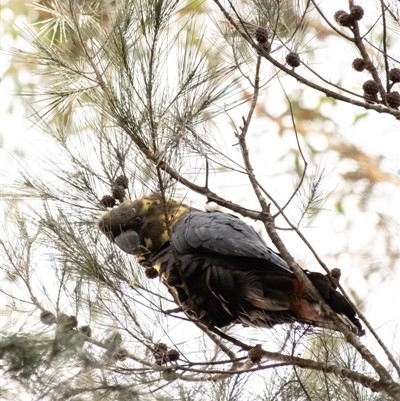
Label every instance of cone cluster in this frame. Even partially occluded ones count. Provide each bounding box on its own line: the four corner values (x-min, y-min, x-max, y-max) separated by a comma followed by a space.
40, 311, 92, 340
334, 5, 364, 27
152, 343, 180, 365
100, 175, 129, 208
353, 65, 399, 108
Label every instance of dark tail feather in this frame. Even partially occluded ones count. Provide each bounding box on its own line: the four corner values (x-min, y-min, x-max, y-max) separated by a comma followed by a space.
288, 272, 365, 336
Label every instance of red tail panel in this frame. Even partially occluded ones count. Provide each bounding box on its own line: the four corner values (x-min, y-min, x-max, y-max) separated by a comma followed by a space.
288, 279, 320, 323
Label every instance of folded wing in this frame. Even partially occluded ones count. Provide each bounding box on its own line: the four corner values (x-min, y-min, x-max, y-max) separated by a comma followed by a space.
172, 211, 292, 273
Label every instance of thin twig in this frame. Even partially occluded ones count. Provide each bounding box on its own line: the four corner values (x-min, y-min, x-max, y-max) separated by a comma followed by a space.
212, 0, 400, 118
349, 6, 387, 101
237, 55, 270, 213
293, 365, 313, 401
195, 322, 238, 365
380, 0, 390, 92
273, 80, 308, 218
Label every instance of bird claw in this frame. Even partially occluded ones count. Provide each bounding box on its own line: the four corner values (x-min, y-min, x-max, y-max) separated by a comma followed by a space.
135, 246, 152, 264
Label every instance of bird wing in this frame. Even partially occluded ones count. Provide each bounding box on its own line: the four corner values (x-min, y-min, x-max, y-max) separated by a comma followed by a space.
171, 210, 292, 273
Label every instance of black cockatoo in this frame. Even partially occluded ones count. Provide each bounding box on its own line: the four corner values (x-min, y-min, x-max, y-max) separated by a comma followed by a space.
97, 193, 364, 336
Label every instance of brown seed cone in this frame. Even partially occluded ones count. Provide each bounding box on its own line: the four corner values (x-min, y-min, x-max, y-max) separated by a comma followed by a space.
334, 10, 354, 27
114, 175, 129, 189
248, 345, 263, 364
328, 268, 341, 289
111, 185, 126, 201
362, 80, 379, 95
255, 27, 268, 44
286, 52, 301, 68
100, 195, 116, 208
386, 91, 400, 109
330, 268, 342, 283
350, 5, 364, 21
389, 68, 400, 83
113, 348, 129, 361
40, 310, 56, 325
153, 343, 168, 358
63, 315, 78, 330
334, 10, 346, 22
79, 325, 92, 338
352, 58, 365, 72
167, 349, 180, 362
145, 267, 159, 279
152, 343, 169, 365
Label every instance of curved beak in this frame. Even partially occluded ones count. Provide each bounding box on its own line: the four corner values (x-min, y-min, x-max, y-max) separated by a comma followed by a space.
115, 230, 141, 255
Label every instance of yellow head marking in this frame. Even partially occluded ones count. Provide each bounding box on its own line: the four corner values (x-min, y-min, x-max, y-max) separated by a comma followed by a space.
170, 206, 189, 224
160, 230, 169, 244
144, 237, 153, 248
141, 200, 153, 213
